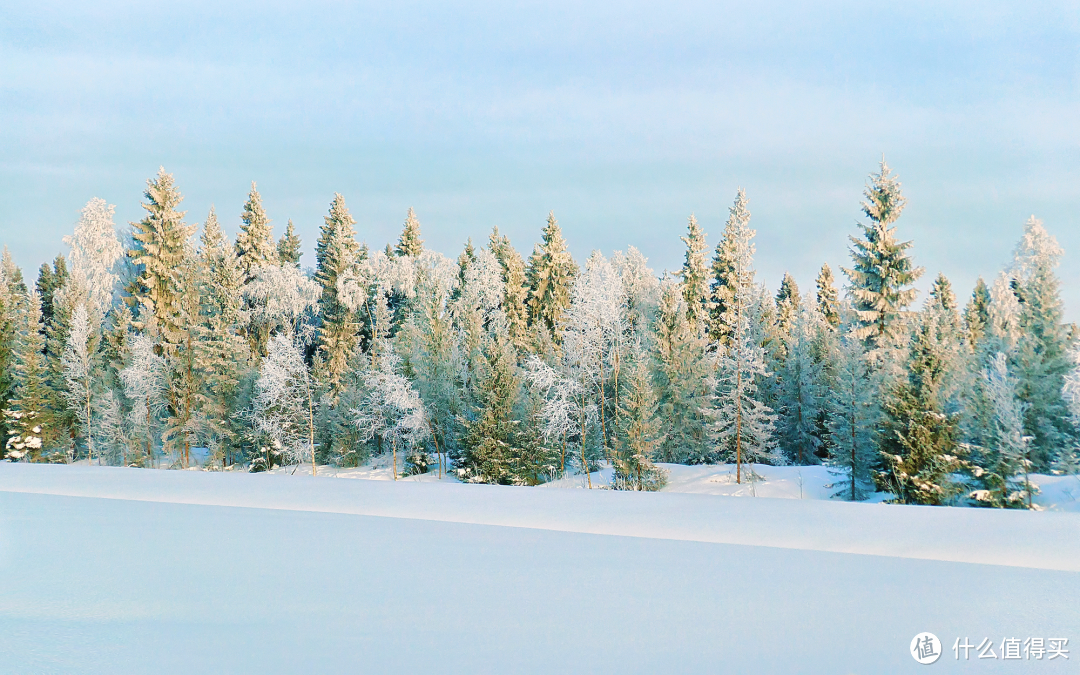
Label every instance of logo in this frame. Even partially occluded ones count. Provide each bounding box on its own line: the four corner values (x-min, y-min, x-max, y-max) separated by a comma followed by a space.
911, 632, 942, 664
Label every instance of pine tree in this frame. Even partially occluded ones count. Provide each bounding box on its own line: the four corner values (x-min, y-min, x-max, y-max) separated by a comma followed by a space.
65, 198, 123, 317
677, 214, 711, 330
235, 182, 276, 280
778, 298, 827, 465
775, 273, 801, 339
4, 290, 48, 460
314, 194, 362, 394
277, 220, 303, 268
963, 277, 991, 349
826, 327, 877, 500
611, 349, 666, 491
842, 160, 924, 346
126, 167, 195, 344
875, 312, 968, 505
816, 263, 840, 328
1008, 216, 1073, 470
395, 208, 424, 258
525, 211, 578, 340
706, 189, 778, 481
653, 280, 712, 463
489, 227, 531, 352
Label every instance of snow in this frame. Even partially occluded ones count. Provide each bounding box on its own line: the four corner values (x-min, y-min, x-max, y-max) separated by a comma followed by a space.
1, 462, 1078, 673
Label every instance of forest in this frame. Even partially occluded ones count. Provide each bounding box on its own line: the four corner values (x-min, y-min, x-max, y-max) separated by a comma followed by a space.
1, 160, 1077, 508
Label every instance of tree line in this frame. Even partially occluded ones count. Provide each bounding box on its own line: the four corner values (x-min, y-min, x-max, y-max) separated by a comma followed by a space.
1, 161, 1077, 507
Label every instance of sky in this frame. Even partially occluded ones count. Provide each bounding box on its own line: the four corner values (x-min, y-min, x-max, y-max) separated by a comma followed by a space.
1, 0, 1078, 319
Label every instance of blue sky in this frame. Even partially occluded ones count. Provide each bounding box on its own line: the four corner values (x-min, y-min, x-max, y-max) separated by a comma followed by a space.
2, 1, 1078, 318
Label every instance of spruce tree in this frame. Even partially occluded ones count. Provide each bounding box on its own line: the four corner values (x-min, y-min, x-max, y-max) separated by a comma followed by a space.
4, 290, 48, 461
706, 189, 778, 481
36, 256, 67, 333
395, 208, 424, 258
653, 280, 712, 464
816, 263, 840, 328
489, 227, 531, 352
842, 160, 924, 346
314, 194, 362, 394
611, 350, 666, 490
826, 326, 877, 500
875, 312, 968, 505
235, 182, 276, 280
525, 211, 578, 339
963, 277, 991, 349
778, 299, 827, 465
775, 273, 801, 338
677, 214, 711, 330
127, 167, 195, 344
1009, 216, 1074, 469
277, 220, 303, 268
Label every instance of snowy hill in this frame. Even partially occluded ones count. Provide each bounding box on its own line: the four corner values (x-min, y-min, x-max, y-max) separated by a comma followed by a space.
1, 462, 1077, 673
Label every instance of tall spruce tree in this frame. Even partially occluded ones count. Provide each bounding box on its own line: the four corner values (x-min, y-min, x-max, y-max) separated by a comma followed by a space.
816, 263, 840, 328
826, 325, 877, 500
314, 194, 362, 394
489, 227, 531, 352
395, 208, 424, 258
126, 167, 195, 345
963, 277, 991, 349
775, 273, 801, 339
4, 290, 48, 461
277, 220, 303, 268
235, 182, 276, 280
611, 349, 666, 491
842, 160, 924, 346
525, 211, 577, 340
678, 214, 711, 330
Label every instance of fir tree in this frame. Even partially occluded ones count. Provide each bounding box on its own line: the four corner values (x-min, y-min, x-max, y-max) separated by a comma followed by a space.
775, 273, 801, 338
875, 312, 968, 505
677, 214, 711, 330
235, 182, 276, 280
963, 277, 991, 349
489, 227, 531, 352
4, 290, 48, 461
826, 327, 877, 500
525, 211, 578, 340
395, 208, 424, 258
842, 160, 924, 346
611, 349, 666, 491
314, 194, 362, 394
652, 280, 712, 463
816, 263, 840, 328
277, 220, 303, 268
1009, 216, 1074, 470
126, 167, 195, 344
706, 189, 778, 481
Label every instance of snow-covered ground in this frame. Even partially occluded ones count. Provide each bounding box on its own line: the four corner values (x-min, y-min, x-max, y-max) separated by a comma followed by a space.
1, 462, 1077, 674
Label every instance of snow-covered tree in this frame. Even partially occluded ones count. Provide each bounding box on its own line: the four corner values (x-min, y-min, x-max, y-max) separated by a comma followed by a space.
875, 312, 968, 505
251, 333, 318, 474
706, 189, 778, 481
826, 325, 877, 500
61, 303, 96, 463
652, 279, 712, 464
842, 160, 924, 346
963, 277, 991, 349
613, 246, 660, 337
126, 167, 195, 343
816, 263, 840, 328
314, 194, 362, 393
968, 353, 1035, 508
611, 349, 666, 491
1059, 343, 1080, 475
775, 273, 801, 339
678, 214, 711, 330
235, 182, 276, 279
489, 227, 531, 352
277, 220, 302, 268
64, 197, 123, 317
243, 264, 321, 344
5, 290, 48, 461
395, 208, 424, 258
526, 355, 593, 483
120, 332, 167, 466
526, 211, 578, 340
1008, 216, 1073, 470
777, 297, 828, 465
352, 345, 428, 480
